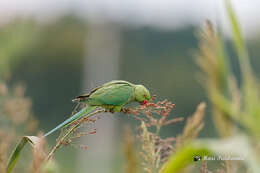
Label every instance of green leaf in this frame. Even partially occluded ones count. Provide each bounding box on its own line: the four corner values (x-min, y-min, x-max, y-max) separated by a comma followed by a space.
225, 0, 253, 81
159, 144, 211, 173
225, 0, 260, 136
7, 136, 41, 173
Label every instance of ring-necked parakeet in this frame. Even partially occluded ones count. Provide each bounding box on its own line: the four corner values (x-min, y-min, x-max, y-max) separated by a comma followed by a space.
44, 80, 151, 137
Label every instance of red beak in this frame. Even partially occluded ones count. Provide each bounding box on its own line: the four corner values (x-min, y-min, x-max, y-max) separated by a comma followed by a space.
140, 100, 148, 105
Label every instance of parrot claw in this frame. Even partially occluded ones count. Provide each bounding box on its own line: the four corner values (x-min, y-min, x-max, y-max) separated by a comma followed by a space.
121, 108, 129, 113
109, 109, 115, 113
104, 108, 115, 113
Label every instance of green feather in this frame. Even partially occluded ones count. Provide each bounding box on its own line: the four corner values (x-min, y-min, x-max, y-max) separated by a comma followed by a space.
87, 83, 134, 106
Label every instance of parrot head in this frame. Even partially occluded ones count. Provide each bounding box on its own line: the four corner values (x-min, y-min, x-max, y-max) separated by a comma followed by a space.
134, 85, 151, 105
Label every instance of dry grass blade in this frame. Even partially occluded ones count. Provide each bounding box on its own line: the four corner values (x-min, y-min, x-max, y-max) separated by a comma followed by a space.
31, 134, 47, 173
176, 102, 206, 148
123, 126, 139, 173
200, 161, 212, 173
195, 20, 238, 137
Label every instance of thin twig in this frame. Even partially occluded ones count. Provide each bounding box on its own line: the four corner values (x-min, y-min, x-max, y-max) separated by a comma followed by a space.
46, 109, 104, 160
71, 102, 81, 115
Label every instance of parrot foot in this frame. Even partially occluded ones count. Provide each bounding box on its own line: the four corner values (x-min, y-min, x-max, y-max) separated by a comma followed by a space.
104, 106, 121, 113
104, 108, 115, 113
104, 109, 112, 113
109, 109, 115, 113
121, 108, 130, 113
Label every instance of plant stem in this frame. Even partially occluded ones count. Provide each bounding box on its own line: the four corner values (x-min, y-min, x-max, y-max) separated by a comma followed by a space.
46, 109, 104, 160
156, 126, 160, 136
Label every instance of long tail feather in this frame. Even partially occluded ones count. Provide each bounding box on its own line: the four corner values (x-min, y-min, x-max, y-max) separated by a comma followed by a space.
44, 106, 97, 137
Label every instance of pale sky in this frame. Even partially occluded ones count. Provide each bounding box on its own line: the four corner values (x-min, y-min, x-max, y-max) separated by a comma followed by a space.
0, 0, 259, 37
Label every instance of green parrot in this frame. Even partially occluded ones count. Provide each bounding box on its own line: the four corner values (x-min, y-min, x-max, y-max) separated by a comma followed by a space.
44, 80, 151, 137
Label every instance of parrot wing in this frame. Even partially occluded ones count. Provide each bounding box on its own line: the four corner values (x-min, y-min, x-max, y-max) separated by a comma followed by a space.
88, 83, 134, 106
74, 80, 134, 101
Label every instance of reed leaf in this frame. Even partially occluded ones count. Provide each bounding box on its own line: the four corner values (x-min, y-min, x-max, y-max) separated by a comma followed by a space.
7, 136, 41, 173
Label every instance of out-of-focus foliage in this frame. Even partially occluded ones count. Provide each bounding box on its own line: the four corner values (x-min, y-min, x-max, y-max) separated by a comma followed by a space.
226, 0, 260, 137
0, 19, 37, 79
176, 102, 206, 148
159, 1, 260, 173
123, 126, 139, 173
195, 20, 234, 137
0, 81, 54, 173
159, 145, 210, 173
177, 0, 260, 172
197, 0, 260, 140
10, 16, 87, 132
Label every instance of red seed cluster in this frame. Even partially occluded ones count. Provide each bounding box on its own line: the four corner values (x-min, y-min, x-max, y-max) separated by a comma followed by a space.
79, 145, 88, 150
122, 95, 181, 129
123, 95, 175, 115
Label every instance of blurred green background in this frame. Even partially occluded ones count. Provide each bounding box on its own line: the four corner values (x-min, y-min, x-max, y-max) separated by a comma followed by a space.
1, 1, 260, 172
